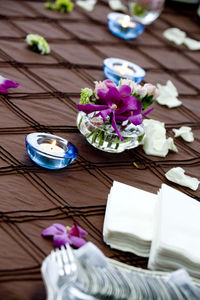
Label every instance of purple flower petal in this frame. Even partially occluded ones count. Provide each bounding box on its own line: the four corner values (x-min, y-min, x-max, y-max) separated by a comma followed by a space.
118, 85, 131, 98
116, 113, 143, 125
77, 104, 108, 114
0, 86, 8, 94
41, 222, 88, 248
41, 223, 66, 237
95, 108, 112, 122
0, 75, 19, 94
104, 79, 117, 89
53, 234, 71, 248
104, 86, 121, 106
111, 111, 123, 141
70, 222, 88, 238
116, 96, 138, 114
142, 106, 154, 116
4, 79, 20, 89
69, 235, 87, 248
129, 114, 143, 125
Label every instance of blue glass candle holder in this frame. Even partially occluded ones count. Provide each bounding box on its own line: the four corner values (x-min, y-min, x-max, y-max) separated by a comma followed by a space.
104, 57, 145, 85
25, 133, 78, 170
107, 12, 144, 40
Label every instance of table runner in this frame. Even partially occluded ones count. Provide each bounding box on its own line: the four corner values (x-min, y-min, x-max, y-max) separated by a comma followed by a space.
0, 1, 199, 299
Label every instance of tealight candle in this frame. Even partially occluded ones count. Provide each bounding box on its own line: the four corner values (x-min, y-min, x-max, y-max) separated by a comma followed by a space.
104, 57, 146, 85
117, 15, 136, 29
25, 133, 78, 169
107, 12, 144, 40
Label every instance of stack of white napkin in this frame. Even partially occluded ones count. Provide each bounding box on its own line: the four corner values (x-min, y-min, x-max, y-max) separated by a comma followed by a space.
103, 181, 157, 257
148, 184, 200, 278
103, 181, 200, 278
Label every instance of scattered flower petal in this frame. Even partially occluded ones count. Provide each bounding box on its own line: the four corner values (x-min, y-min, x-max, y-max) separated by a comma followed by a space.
167, 137, 178, 153
41, 222, 88, 248
142, 119, 178, 157
163, 27, 200, 51
76, 0, 97, 12
165, 167, 199, 191
163, 28, 186, 45
26, 34, 50, 55
172, 126, 194, 142
183, 37, 200, 51
156, 80, 182, 108
0, 75, 19, 94
108, 0, 127, 12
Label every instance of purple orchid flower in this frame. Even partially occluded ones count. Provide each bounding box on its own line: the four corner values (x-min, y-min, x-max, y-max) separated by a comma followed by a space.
0, 75, 19, 94
41, 222, 88, 248
77, 80, 152, 140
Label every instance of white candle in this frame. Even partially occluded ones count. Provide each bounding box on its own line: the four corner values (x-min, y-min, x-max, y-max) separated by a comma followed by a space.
40, 139, 64, 154
114, 63, 134, 76
117, 15, 136, 29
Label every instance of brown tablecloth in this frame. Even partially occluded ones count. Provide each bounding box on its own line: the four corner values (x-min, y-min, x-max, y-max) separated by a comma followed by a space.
0, 1, 199, 299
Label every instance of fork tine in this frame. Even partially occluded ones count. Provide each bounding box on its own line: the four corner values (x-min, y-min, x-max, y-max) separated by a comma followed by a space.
55, 248, 65, 276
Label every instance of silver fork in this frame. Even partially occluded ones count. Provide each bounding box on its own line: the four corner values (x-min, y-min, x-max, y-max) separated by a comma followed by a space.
54, 244, 78, 288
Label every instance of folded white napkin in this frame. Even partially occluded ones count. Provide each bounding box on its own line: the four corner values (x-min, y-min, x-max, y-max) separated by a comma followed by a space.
103, 181, 157, 257
148, 184, 200, 278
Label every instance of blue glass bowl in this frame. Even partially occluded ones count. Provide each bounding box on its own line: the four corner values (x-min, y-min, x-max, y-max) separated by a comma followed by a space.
25, 133, 78, 170
104, 57, 145, 85
107, 12, 144, 40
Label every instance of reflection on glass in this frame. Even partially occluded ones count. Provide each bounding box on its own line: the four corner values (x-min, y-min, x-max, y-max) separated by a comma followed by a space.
129, 0, 165, 25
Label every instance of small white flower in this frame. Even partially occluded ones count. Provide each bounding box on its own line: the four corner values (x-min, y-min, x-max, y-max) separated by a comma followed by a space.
172, 126, 194, 142
143, 83, 158, 98
165, 167, 199, 191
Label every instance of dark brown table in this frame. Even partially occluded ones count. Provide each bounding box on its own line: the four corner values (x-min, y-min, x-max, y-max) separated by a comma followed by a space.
0, 1, 199, 299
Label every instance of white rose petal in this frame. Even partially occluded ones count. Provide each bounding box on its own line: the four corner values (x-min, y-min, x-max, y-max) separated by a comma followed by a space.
183, 37, 200, 51
172, 126, 194, 142
76, 0, 97, 12
142, 119, 177, 157
165, 167, 199, 191
167, 137, 178, 152
163, 27, 200, 51
108, 0, 127, 12
156, 80, 182, 108
163, 28, 186, 45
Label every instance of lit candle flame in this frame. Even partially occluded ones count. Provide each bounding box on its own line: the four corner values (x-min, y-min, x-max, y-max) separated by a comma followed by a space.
117, 15, 136, 29
50, 139, 56, 151
120, 63, 128, 75
121, 15, 131, 29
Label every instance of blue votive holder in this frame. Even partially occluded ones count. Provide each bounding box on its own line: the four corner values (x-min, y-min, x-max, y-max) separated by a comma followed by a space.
107, 13, 144, 40
104, 57, 145, 85
25, 133, 78, 170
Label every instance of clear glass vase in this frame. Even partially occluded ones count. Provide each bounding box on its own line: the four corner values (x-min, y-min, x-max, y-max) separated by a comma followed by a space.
129, 0, 165, 25
77, 112, 145, 153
